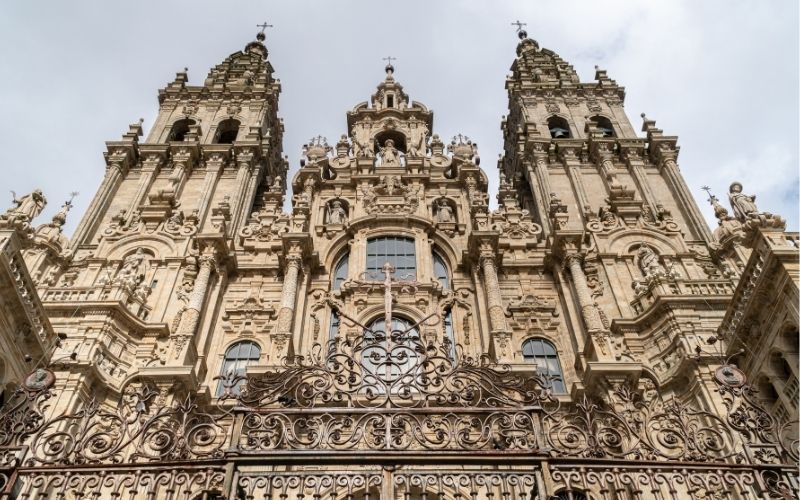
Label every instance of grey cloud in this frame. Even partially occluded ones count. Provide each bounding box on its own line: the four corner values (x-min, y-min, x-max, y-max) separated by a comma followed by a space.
0, 0, 795, 233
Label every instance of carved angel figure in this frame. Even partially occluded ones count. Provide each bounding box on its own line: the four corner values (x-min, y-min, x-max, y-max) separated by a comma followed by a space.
6, 189, 46, 220
728, 182, 759, 222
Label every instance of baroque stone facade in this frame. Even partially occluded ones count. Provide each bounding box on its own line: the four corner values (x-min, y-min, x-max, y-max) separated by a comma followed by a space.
0, 28, 796, 499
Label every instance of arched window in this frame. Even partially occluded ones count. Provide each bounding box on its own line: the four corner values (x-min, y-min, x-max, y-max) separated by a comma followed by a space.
522, 338, 566, 393
333, 252, 349, 290
547, 116, 571, 139
364, 317, 419, 378
215, 119, 240, 144
168, 118, 195, 142
433, 252, 449, 289
366, 236, 416, 280
216, 341, 261, 396
591, 115, 615, 137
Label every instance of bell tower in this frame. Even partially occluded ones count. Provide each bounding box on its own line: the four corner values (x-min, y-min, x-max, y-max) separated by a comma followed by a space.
500, 26, 740, 395
32, 29, 288, 399
70, 30, 286, 251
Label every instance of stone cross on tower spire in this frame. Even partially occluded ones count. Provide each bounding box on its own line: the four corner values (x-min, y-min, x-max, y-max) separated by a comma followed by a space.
511, 20, 528, 39
382, 56, 396, 75
256, 21, 273, 41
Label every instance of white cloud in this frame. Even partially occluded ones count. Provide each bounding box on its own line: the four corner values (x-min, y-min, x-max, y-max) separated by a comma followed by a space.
0, 0, 796, 234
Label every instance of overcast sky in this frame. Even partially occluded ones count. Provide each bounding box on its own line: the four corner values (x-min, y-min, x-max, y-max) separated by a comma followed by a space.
1, 0, 797, 235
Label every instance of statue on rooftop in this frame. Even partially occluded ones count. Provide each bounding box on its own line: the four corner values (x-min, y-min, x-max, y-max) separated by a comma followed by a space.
5, 189, 46, 221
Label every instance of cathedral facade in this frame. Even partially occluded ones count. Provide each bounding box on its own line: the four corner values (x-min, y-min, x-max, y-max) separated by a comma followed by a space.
0, 28, 797, 499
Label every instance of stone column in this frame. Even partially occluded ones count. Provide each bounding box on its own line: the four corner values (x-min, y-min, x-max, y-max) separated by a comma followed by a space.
658, 151, 713, 241
276, 256, 302, 334
70, 161, 125, 248
565, 254, 603, 331
170, 254, 215, 363
480, 254, 507, 334
177, 254, 215, 336
271, 254, 302, 364
479, 245, 512, 362
565, 253, 612, 360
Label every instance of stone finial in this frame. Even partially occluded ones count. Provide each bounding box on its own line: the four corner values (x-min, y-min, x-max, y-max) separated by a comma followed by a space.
51, 192, 78, 227
640, 113, 662, 137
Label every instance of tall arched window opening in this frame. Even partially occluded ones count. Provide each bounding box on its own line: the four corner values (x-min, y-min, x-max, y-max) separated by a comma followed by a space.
366, 236, 416, 280
433, 251, 449, 289
547, 116, 571, 139
216, 341, 261, 396
591, 115, 615, 137
215, 119, 240, 144
168, 118, 195, 142
364, 317, 419, 380
522, 338, 566, 393
333, 252, 349, 290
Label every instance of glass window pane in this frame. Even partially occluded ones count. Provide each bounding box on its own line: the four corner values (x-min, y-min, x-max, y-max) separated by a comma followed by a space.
522, 339, 564, 394
366, 236, 416, 280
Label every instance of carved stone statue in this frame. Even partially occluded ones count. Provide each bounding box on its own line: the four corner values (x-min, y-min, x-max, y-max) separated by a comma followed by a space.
115, 248, 146, 287
435, 199, 454, 223
407, 120, 428, 157
6, 189, 46, 221
637, 243, 663, 278
379, 139, 400, 167
352, 124, 374, 158
327, 200, 347, 225
728, 182, 759, 222
271, 175, 283, 192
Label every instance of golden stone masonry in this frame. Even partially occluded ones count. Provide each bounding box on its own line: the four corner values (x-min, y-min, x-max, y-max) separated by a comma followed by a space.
0, 26, 796, 499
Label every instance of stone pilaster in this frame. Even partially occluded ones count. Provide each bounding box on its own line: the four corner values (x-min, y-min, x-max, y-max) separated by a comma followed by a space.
653, 143, 713, 242
196, 149, 228, 225
70, 160, 126, 248
231, 156, 254, 227
558, 144, 590, 220
527, 141, 552, 232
